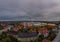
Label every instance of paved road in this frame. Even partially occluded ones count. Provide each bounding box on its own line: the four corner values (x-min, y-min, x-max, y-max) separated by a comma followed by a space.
53, 29, 60, 42
0, 26, 11, 34
0, 28, 8, 34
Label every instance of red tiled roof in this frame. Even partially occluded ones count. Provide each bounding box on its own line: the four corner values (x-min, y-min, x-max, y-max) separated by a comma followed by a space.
38, 28, 43, 33
38, 28, 48, 34
43, 39, 52, 42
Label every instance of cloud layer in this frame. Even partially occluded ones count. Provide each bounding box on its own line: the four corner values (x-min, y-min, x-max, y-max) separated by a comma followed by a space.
0, 0, 60, 21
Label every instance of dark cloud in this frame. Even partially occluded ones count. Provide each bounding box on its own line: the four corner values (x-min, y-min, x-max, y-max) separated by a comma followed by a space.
0, 0, 60, 21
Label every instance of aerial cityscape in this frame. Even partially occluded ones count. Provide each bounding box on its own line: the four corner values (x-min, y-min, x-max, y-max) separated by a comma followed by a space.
0, 0, 60, 42
0, 21, 60, 42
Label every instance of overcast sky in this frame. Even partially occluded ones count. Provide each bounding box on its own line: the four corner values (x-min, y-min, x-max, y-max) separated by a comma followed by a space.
0, 0, 60, 21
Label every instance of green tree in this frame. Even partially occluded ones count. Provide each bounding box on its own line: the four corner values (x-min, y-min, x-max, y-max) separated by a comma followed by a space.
38, 34, 44, 42
1, 31, 7, 38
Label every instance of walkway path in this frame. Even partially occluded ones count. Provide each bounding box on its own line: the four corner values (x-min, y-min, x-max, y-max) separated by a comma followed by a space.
53, 29, 60, 42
